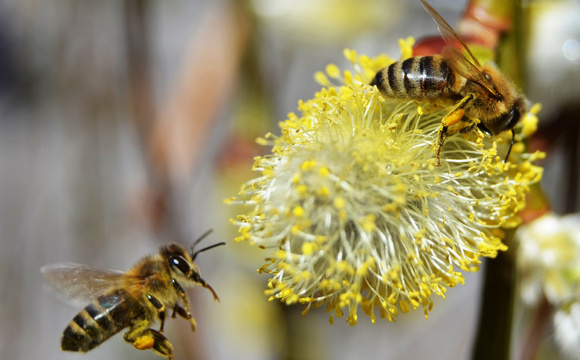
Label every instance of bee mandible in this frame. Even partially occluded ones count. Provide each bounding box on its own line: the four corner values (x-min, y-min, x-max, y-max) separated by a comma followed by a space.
41, 230, 225, 360
371, 0, 525, 166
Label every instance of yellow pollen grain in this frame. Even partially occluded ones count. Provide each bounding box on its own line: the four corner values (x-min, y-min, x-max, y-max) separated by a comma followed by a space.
291, 225, 302, 235
361, 214, 376, 232
334, 197, 346, 209
530, 103, 542, 114
394, 183, 406, 193
343, 70, 353, 84
319, 166, 330, 177
343, 48, 357, 63
395, 196, 406, 205
314, 71, 330, 86
512, 142, 525, 154
302, 242, 315, 255
300, 160, 317, 171
317, 186, 330, 197
293, 206, 305, 217
399, 300, 410, 313
134, 336, 155, 350
296, 185, 308, 196
399, 36, 415, 59
356, 264, 369, 277
326, 64, 341, 78
522, 120, 537, 137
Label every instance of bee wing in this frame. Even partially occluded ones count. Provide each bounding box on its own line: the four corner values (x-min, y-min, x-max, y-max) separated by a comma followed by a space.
40, 262, 126, 307
420, 0, 499, 97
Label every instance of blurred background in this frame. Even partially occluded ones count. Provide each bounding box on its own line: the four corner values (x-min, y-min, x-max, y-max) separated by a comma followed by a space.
0, 0, 579, 359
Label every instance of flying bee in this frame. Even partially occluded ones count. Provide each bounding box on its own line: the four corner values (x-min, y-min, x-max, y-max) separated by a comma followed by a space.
371, 0, 525, 166
41, 230, 225, 360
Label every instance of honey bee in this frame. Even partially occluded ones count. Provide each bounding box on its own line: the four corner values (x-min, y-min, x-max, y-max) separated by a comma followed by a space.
41, 230, 225, 360
371, 0, 525, 166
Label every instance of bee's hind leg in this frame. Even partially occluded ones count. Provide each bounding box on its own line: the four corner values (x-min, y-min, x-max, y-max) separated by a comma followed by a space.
432, 95, 473, 166
124, 320, 175, 360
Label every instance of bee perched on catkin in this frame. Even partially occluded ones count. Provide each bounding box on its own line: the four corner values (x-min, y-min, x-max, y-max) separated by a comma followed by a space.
41, 231, 224, 360
371, 0, 525, 167
228, 27, 544, 324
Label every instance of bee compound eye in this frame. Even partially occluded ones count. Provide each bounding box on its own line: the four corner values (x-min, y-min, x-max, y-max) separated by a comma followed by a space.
169, 255, 190, 275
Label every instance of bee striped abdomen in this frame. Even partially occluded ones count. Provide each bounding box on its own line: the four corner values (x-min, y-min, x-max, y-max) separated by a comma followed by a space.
371, 55, 455, 99
62, 289, 143, 352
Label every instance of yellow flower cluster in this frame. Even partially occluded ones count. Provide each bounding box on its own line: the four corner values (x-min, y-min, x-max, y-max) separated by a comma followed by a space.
228, 42, 544, 325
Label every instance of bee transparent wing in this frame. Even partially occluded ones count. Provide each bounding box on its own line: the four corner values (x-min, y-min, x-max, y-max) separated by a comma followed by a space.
420, 0, 499, 97
420, 0, 480, 66
40, 262, 126, 307
440, 47, 499, 98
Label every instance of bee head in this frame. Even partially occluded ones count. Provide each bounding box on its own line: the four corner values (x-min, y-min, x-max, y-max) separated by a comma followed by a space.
498, 97, 525, 134
161, 232, 225, 301
477, 96, 525, 136
163, 243, 197, 277
476, 97, 525, 163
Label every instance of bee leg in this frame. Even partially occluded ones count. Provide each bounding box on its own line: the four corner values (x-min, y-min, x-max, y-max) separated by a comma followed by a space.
124, 321, 175, 360
170, 303, 198, 331
433, 95, 473, 166
172, 304, 198, 331
146, 294, 167, 332
504, 129, 515, 162
458, 118, 477, 134
172, 279, 197, 331
146, 330, 175, 360
434, 110, 464, 167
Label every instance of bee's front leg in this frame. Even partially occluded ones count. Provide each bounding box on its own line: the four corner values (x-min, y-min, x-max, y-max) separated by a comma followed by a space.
432, 95, 473, 166
172, 279, 197, 331
124, 320, 175, 360
172, 304, 197, 330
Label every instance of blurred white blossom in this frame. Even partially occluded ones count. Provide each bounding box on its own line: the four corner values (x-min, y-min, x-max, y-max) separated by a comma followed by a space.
517, 212, 580, 358
517, 212, 580, 305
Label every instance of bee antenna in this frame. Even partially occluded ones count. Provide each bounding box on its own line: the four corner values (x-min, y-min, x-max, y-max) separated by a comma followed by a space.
191, 241, 226, 261
190, 229, 213, 257
192, 242, 226, 261
192, 229, 214, 248
504, 129, 515, 163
